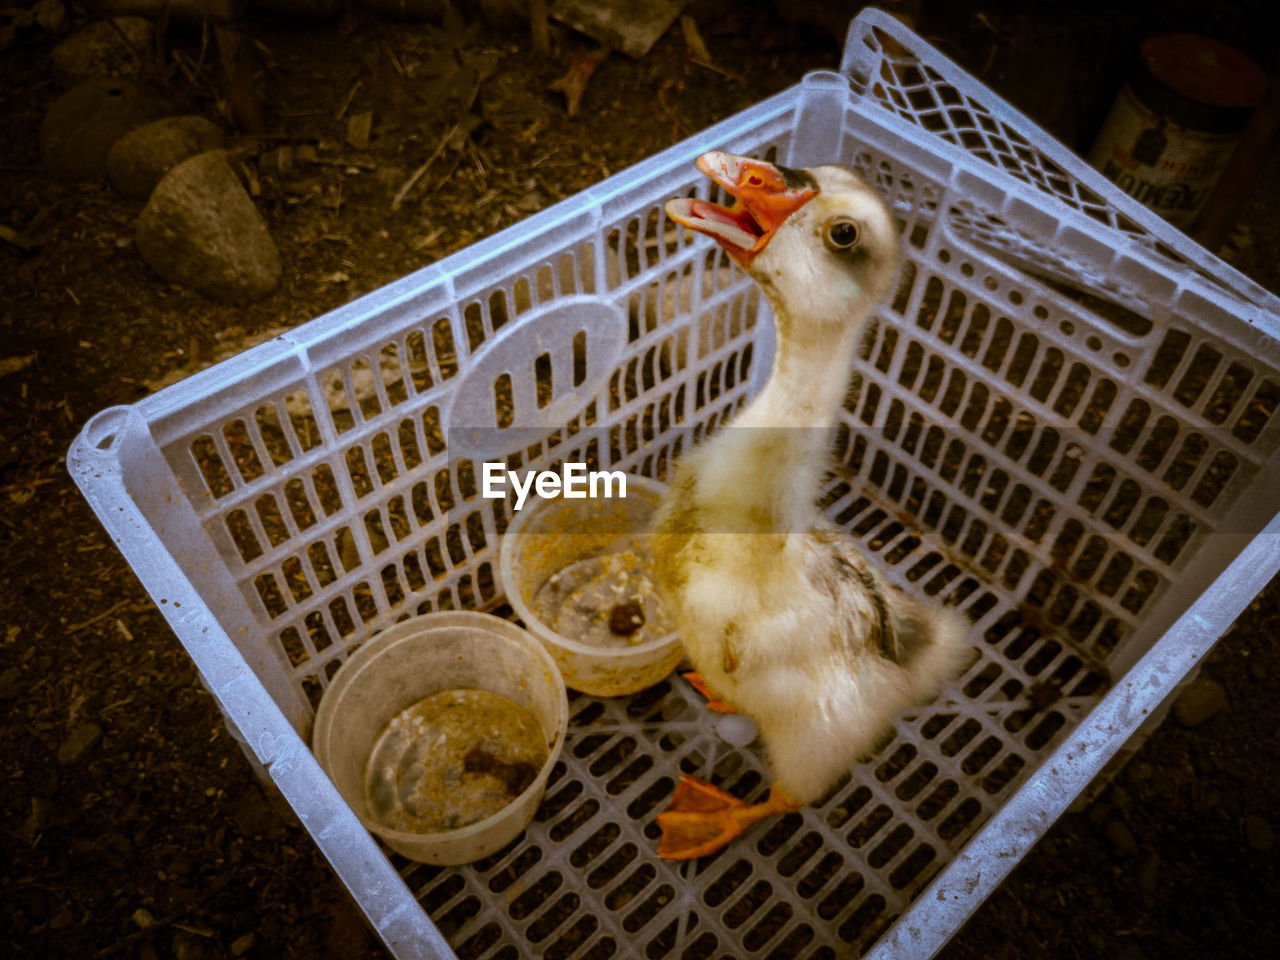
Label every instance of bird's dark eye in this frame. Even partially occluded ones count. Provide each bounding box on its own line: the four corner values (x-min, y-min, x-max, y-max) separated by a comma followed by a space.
824, 218, 860, 251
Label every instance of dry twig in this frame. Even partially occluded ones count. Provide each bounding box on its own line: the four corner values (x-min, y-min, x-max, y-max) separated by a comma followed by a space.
66, 600, 135, 635
390, 122, 460, 212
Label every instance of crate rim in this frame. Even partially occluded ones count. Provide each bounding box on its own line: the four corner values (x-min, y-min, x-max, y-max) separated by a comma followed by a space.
844, 8, 1280, 325
65, 10, 1280, 959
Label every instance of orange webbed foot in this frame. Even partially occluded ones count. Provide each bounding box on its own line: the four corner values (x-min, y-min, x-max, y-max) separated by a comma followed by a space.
657, 776, 801, 860
683, 672, 738, 713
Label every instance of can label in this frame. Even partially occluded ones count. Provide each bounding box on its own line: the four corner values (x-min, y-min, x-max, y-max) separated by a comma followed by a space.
1089, 83, 1241, 227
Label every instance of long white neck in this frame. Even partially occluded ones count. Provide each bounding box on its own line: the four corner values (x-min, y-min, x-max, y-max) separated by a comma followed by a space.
736, 304, 863, 431
688, 298, 870, 532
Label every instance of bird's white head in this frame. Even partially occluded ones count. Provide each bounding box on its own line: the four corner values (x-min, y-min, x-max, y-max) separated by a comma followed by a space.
666, 151, 899, 338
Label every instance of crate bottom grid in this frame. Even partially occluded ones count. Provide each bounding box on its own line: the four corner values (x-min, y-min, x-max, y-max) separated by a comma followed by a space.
382, 471, 1113, 960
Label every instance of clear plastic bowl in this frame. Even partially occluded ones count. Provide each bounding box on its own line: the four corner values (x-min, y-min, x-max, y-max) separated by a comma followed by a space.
312, 611, 567, 865
499, 474, 684, 696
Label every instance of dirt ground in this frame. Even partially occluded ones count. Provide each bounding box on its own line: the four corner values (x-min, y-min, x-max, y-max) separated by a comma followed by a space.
2, 2, 1278, 959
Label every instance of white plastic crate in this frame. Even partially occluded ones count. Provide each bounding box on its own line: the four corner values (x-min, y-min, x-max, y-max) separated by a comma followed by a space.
69, 11, 1280, 960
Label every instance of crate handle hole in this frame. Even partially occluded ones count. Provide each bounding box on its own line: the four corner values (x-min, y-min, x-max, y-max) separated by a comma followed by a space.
83, 406, 131, 453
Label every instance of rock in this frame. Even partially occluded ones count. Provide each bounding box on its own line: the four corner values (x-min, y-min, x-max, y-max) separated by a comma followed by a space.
1173, 676, 1228, 728
251, 0, 344, 18
107, 115, 225, 199
1104, 819, 1139, 856
50, 17, 153, 87
56, 722, 102, 765
40, 79, 175, 182
136, 151, 281, 303
1245, 814, 1274, 852
230, 932, 257, 956
132, 907, 158, 929
355, 0, 449, 21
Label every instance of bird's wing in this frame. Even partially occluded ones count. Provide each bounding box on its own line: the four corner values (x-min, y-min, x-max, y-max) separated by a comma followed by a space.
809, 525, 964, 677
806, 526, 900, 663
814, 526, 963, 670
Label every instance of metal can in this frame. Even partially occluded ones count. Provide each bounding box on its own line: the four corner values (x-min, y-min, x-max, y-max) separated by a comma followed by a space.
1088, 33, 1266, 228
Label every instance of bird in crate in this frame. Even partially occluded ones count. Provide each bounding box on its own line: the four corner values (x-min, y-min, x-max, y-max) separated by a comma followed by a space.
651, 151, 968, 859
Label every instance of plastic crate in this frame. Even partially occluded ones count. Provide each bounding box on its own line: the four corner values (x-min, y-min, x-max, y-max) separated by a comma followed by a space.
68, 10, 1280, 960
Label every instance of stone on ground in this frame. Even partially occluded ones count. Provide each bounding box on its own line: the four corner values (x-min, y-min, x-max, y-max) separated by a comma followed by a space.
51, 16, 154, 87
40, 78, 175, 181
136, 151, 281, 303
107, 115, 225, 199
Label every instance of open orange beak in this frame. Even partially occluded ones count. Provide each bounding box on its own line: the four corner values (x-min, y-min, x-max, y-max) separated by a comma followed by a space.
665, 151, 818, 268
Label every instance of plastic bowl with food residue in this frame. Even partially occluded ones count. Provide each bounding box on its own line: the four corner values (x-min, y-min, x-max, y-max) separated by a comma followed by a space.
499, 474, 684, 696
312, 611, 567, 865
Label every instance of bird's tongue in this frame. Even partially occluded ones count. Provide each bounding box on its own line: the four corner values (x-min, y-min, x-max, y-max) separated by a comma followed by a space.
680, 198, 762, 251
665, 151, 817, 267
